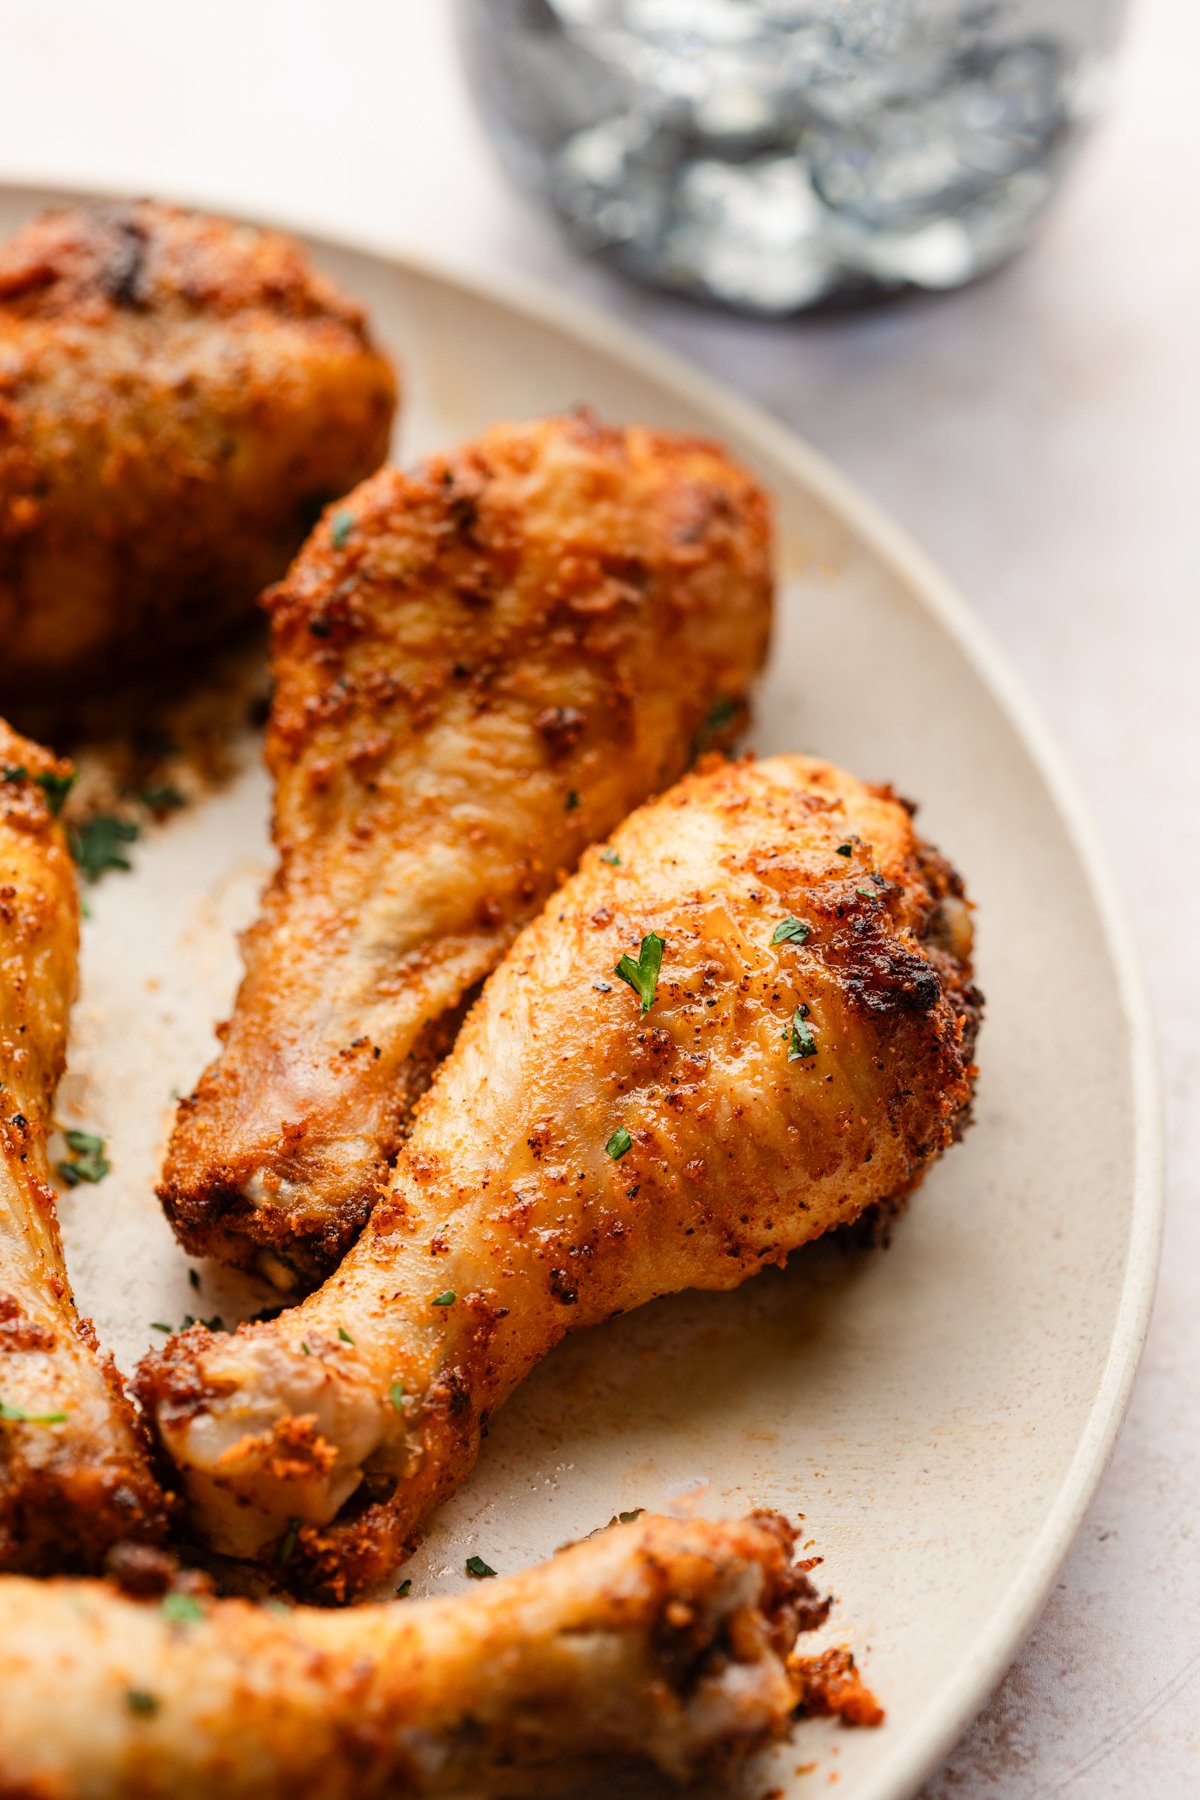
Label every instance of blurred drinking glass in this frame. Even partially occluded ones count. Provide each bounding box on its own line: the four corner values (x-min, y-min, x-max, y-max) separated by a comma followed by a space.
457, 0, 1125, 313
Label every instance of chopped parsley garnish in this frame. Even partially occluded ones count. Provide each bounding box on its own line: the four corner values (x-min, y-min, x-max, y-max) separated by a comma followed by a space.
65, 1129, 104, 1156
466, 1554, 496, 1579
0, 1399, 67, 1425
69, 815, 140, 882
160, 1592, 205, 1626
566, 789, 580, 812
599, 848, 621, 866
695, 695, 739, 751
138, 783, 185, 812
855, 886, 878, 900
771, 917, 811, 947
397, 1579, 412, 1597
58, 1153, 110, 1185
605, 1126, 632, 1160
618, 1508, 642, 1523
337, 1325, 355, 1344
836, 842, 853, 857
57, 1129, 110, 1187
278, 1518, 301, 1564
331, 509, 355, 549
125, 1689, 159, 1716
3, 766, 77, 816
390, 1381, 405, 1411
614, 931, 665, 1015
149, 1322, 173, 1334
432, 1290, 456, 1307
188, 1268, 200, 1290
35, 770, 76, 816
300, 1340, 312, 1355
788, 1007, 818, 1062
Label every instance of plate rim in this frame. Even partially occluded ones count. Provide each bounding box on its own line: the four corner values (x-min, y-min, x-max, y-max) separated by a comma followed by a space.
0, 180, 1166, 1800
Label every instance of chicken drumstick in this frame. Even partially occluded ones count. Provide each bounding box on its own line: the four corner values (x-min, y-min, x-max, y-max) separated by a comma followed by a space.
138, 753, 979, 1600
160, 412, 773, 1287
0, 724, 165, 1570
0, 1512, 825, 1798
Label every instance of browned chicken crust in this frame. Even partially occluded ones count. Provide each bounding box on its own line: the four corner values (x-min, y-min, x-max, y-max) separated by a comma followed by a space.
0, 1512, 825, 1799
139, 753, 980, 1599
159, 411, 773, 1287
0, 200, 397, 698
0, 722, 165, 1570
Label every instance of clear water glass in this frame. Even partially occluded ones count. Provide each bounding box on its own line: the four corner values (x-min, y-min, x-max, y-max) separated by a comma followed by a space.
457, 0, 1126, 313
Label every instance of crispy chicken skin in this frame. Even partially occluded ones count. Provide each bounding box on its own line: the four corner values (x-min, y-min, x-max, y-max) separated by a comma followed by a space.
159, 412, 773, 1287
0, 201, 397, 697
139, 754, 980, 1598
0, 723, 165, 1570
0, 1512, 823, 1799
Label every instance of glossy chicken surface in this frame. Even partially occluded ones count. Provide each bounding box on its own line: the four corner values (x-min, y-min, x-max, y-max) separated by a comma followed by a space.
0, 1511, 822, 1798
0, 724, 164, 1569
139, 753, 980, 1599
159, 412, 773, 1286
0, 201, 396, 699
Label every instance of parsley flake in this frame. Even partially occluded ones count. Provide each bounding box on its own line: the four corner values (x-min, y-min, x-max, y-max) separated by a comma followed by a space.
278, 1518, 301, 1564
695, 695, 739, 751
138, 782, 185, 813
65, 1129, 104, 1156
618, 1508, 643, 1523
566, 789, 580, 812
337, 1325, 355, 1345
125, 1689, 159, 1717
788, 1007, 818, 1062
0, 1399, 67, 1425
331, 509, 355, 549
397, 1578, 412, 1597
432, 1290, 456, 1307
605, 1126, 632, 1160
58, 1153, 110, 1186
161, 1592, 205, 1626
390, 1381, 405, 1410
69, 815, 140, 882
599, 849, 621, 866
614, 931, 665, 1015
57, 1129, 110, 1186
836, 842, 853, 857
771, 917, 811, 947
466, 1554, 496, 1579
35, 770, 76, 816
0, 764, 76, 816
855, 886, 878, 900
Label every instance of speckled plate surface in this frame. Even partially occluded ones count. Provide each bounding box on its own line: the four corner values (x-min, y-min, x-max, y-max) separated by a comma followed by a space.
0, 187, 1162, 1800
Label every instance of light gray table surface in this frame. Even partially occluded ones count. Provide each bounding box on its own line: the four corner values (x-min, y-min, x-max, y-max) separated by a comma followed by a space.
0, 1, 1195, 1792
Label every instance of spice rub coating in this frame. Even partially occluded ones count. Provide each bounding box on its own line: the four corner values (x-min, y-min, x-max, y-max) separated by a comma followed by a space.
138, 753, 979, 1599
0, 1511, 824, 1799
158, 411, 773, 1287
0, 722, 165, 1570
0, 200, 397, 697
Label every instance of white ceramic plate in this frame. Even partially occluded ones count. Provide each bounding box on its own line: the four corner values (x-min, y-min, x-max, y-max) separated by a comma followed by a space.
0, 188, 1162, 1800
